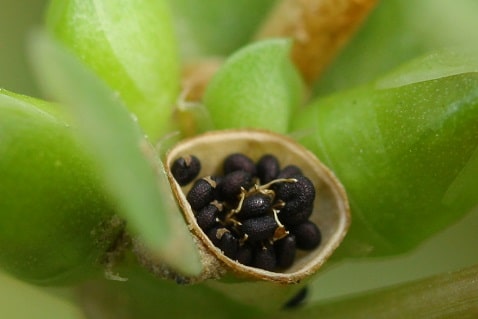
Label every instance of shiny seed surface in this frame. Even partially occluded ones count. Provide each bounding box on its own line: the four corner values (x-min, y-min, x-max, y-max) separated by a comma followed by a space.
171, 155, 201, 186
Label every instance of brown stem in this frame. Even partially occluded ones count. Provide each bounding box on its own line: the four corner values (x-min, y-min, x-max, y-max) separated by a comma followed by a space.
256, 0, 379, 85
180, 58, 223, 102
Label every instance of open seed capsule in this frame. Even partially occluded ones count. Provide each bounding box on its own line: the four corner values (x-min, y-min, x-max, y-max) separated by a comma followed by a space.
164, 129, 350, 284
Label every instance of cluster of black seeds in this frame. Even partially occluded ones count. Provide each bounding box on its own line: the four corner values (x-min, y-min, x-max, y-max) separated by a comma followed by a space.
171, 153, 322, 272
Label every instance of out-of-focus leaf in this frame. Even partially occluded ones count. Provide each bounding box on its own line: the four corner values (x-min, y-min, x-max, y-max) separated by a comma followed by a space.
0, 89, 118, 285
168, 0, 277, 59
76, 260, 262, 319
314, 0, 478, 96
29, 31, 201, 276
271, 264, 478, 319
204, 39, 303, 134
292, 52, 478, 257
46, 0, 180, 141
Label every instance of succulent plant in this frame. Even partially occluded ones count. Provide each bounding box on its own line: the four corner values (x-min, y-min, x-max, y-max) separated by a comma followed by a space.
1, 0, 478, 318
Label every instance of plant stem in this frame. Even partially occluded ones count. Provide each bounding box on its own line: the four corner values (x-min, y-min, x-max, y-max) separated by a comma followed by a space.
256, 0, 378, 84
271, 264, 478, 319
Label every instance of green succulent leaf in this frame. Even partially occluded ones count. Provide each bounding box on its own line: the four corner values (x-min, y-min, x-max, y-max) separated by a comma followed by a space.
376, 49, 478, 89
46, 0, 181, 141
0, 89, 118, 285
204, 39, 303, 134
29, 31, 201, 276
292, 50, 478, 257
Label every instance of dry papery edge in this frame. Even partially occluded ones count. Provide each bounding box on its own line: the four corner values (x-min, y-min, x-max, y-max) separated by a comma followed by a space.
165, 129, 350, 284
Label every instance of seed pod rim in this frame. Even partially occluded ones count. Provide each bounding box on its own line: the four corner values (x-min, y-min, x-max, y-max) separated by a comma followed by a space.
165, 129, 350, 284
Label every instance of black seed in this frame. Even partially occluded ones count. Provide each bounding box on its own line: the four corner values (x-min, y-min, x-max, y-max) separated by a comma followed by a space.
207, 226, 228, 246
218, 232, 239, 259
253, 242, 276, 271
186, 177, 217, 210
219, 170, 253, 200
283, 287, 308, 309
277, 165, 303, 179
196, 204, 220, 230
274, 175, 315, 205
275, 234, 296, 269
236, 244, 253, 266
239, 215, 278, 242
223, 153, 257, 175
171, 155, 201, 186
238, 193, 273, 219
256, 154, 280, 184
290, 221, 322, 250
279, 202, 313, 226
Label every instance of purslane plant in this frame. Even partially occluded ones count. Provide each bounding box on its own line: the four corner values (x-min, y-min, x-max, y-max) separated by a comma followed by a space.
1, 0, 478, 318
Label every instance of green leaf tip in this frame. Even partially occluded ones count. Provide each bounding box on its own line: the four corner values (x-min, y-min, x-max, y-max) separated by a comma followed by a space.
376, 48, 478, 89
28, 30, 202, 276
204, 38, 304, 134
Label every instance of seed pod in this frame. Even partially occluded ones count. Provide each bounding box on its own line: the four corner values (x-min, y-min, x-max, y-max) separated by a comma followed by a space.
239, 215, 278, 242
187, 177, 217, 210
165, 129, 350, 284
238, 193, 273, 219
218, 170, 253, 200
223, 153, 257, 175
290, 221, 322, 250
171, 155, 201, 186
256, 154, 280, 183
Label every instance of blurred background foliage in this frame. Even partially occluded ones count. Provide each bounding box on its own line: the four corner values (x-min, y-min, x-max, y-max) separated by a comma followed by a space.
1, 0, 478, 318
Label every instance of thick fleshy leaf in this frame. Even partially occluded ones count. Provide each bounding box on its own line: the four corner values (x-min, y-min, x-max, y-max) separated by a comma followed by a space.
0, 89, 119, 285
292, 51, 478, 257
204, 39, 303, 134
376, 49, 478, 89
46, 0, 180, 141
29, 32, 201, 275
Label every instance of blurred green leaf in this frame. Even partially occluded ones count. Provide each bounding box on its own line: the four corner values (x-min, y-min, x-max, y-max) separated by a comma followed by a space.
0, 89, 118, 285
168, 0, 277, 59
29, 31, 201, 275
46, 0, 180, 141
0, 271, 84, 319
292, 51, 478, 256
314, 0, 478, 96
272, 264, 478, 319
204, 39, 303, 134
76, 259, 262, 319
